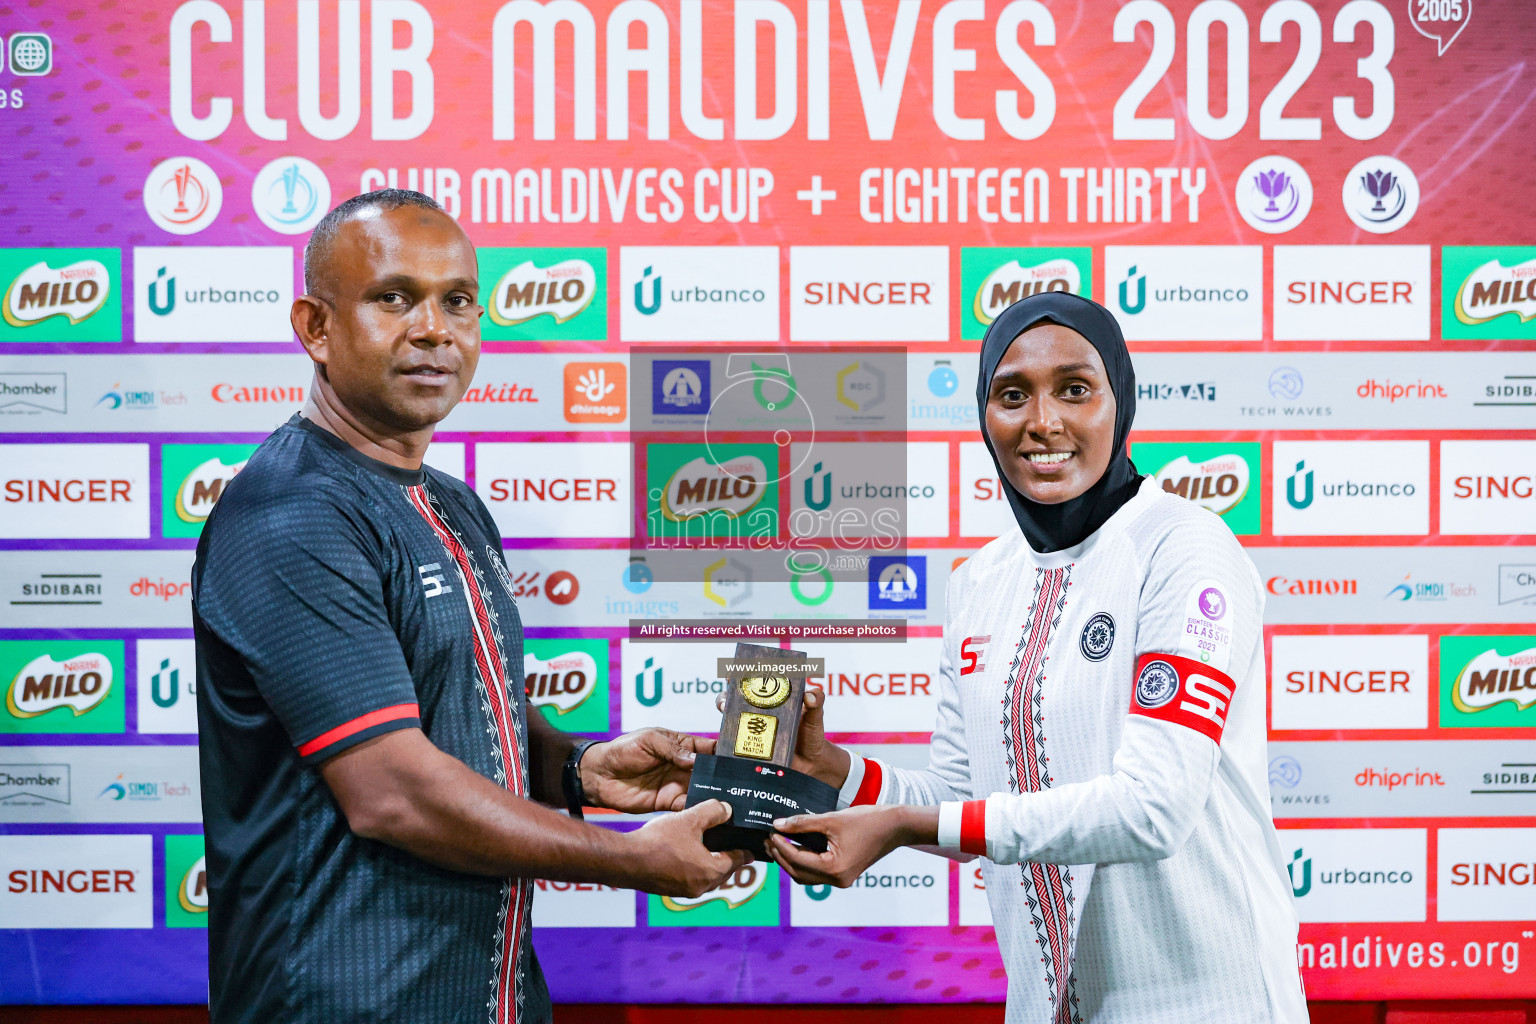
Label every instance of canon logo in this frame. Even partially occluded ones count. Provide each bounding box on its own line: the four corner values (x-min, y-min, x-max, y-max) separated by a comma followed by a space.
1450, 863, 1536, 887
211, 384, 304, 403
3, 479, 131, 503
1452, 476, 1533, 500
7, 868, 136, 894
823, 672, 931, 697
1285, 281, 1413, 305
487, 478, 618, 502
1267, 576, 1359, 596
1285, 670, 1409, 694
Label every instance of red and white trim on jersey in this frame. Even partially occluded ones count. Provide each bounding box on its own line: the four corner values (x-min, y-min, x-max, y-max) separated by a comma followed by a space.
407, 484, 529, 1024
1129, 652, 1237, 744
295, 703, 420, 760
1001, 566, 1081, 1024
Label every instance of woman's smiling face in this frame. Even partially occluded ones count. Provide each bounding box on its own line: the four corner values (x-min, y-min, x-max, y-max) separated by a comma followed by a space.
983, 323, 1118, 505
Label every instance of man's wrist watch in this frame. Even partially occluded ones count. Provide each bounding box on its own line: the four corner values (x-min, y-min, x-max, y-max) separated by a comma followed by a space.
562, 739, 600, 820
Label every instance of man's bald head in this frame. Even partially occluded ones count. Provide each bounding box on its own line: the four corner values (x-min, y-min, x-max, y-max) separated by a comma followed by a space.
303, 188, 449, 295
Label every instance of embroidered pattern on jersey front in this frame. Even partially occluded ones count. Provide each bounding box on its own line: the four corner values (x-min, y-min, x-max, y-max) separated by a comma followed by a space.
406, 485, 530, 1024
1000, 565, 1082, 1024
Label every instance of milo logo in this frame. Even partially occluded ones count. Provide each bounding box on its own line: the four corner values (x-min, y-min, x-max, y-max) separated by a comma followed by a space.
179, 855, 209, 914
660, 864, 767, 913
488, 258, 597, 327
524, 650, 598, 714
1452, 647, 1536, 713
175, 457, 247, 523
1454, 258, 1536, 326
4, 259, 111, 327
1153, 453, 1251, 516
7, 652, 113, 718
972, 257, 1082, 325
661, 455, 766, 521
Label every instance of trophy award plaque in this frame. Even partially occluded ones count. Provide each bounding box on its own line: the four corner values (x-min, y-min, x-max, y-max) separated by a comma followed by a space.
685, 642, 839, 858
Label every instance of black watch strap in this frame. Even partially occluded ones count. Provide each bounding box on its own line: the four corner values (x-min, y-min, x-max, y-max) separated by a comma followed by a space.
562, 739, 599, 820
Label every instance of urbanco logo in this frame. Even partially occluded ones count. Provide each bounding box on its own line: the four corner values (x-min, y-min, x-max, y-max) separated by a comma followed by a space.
1103, 246, 1262, 341
620, 247, 778, 342
132, 247, 293, 342
1271, 441, 1428, 536
1278, 828, 1426, 923
0, 248, 120, 342
136, 639, 197, 735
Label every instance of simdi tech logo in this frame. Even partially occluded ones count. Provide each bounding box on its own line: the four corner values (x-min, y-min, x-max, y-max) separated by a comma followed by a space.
1132, 442, 1260, 536
0, 248, 121, 342
1, 641, 125, 735
1443, 246, 1536, 341
649, 862, 780, 926
479, 247, 606, 341
164, 834, 208, 928
1440, 635, 1536, 729
160, 444, 258, 539
960, 248, 1091, 339
523, 638, 609, 734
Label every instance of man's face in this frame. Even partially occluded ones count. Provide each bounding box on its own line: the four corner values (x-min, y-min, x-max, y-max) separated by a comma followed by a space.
305, 206, 481, 434
983, 324, 1117, 505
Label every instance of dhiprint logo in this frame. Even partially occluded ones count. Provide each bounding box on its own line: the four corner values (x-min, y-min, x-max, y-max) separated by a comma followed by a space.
132, 248, 293, 343
1274, 246, 1430, 341
652, 360, 710, 416
250, 157, 330, 235
1235, 155, 1312, 234
480, 248, 606, 340
620, 247, 778, 342
1443, 247, 1536, 341
417, 563, 450, 599
1102, 247, 1262, 341
1342, 157, 1420, 234
143, 157, 222, 235
960, 247, 1090, 339
1272, 441, 1429, 536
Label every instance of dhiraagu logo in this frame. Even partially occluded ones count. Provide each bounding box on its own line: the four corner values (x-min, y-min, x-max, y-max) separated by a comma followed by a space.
649, 863, 779, 926
523, 637, 609, 733
0, 247, 122, 342
1, 640, 126, 734
1440, 635, 1536, 728
160, 444, 259, 539
479, 247, 606, 341
1132, 442, 1260, 536
164, 834, 209, 928
960, 247, 1091, 339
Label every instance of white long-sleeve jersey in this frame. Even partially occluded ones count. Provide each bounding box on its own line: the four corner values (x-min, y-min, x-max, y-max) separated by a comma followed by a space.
838, 478, 1308, 1023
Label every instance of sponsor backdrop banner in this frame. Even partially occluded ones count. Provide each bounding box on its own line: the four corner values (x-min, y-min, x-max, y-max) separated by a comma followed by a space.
1, 0, 1533, 1006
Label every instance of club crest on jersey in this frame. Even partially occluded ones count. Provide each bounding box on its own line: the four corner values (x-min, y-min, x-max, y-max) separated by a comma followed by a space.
1135, 659, 1180, 709
486, 546, 519, 605
1080, 613, 1115, 662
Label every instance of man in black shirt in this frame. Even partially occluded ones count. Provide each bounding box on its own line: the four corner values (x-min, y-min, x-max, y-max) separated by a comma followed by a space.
192, 190, 745, 1024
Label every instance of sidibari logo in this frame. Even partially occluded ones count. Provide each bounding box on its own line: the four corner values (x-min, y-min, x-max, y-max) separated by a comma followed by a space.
1451, 647, 1536, 714
1154, 453, 1250, 516
661, 455, 767, 521
489, 259, 596, 326
660, 864, 767, 913
973, 258, 1081, 325
4, 260, 111, 327
1455, 258, 1536, 326
178, 855, 208, 914
524, 650, 598, 714
175, 457, 247, 523
6, 652, 113, 718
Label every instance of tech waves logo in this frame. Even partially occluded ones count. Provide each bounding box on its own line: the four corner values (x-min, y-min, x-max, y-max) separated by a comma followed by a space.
6, 652, 113, 718
4, 259, 111, 327
1451, 646, 1536, 714
1455, 257, 1536, 327
489, 258, 596, 326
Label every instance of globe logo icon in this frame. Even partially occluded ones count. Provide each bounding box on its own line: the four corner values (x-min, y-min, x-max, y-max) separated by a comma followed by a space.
10, 34, 51, 75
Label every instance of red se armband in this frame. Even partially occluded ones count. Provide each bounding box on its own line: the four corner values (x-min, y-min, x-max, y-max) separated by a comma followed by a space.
1128, 653, 1236, 744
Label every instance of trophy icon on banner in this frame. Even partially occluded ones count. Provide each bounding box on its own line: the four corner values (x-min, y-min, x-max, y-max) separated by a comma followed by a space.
1254, 168, 1291, 214
684, 643, 838, 859
1361, 169, 1398, 214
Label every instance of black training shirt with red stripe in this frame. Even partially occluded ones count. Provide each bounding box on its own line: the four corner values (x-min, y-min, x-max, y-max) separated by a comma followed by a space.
192, 414, 551, 1024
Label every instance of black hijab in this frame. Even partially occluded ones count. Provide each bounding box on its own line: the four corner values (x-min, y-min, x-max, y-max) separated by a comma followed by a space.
976, 291, 1142, 553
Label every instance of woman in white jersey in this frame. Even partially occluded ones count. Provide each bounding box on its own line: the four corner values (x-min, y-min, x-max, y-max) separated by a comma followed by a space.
773, 292, 1309, 1023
